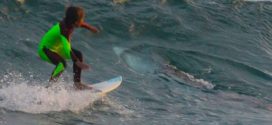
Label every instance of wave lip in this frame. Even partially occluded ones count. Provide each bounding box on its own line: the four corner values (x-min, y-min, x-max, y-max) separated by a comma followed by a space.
163, 64, 215, 90
244, 0, 272, 1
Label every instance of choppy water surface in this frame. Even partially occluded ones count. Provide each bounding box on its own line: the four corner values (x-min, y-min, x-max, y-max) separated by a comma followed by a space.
1, 0, 272, 124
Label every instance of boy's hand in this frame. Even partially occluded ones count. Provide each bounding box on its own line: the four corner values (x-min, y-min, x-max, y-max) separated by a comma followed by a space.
76, 61, 90, 70
91, 27, 99, 33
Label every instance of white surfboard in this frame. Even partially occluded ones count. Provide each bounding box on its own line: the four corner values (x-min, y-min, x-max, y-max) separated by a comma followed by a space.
89, 76, 122, 95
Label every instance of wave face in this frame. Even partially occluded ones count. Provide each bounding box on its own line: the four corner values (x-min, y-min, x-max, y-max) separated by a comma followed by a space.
1, 0, 272, 124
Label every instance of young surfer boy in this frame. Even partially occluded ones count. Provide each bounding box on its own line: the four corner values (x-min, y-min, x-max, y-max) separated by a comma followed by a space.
38, 6, 99, 90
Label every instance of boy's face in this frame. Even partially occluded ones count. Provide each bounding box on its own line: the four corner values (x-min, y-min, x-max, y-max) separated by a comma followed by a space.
73, 9, 85, 27
74, 18, 84, 27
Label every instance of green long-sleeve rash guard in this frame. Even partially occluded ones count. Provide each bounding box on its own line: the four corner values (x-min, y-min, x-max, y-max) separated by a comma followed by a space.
38, 23, 71, 62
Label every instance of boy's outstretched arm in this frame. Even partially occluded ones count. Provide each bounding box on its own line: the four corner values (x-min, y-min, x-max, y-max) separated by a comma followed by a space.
81, 22, 99, 33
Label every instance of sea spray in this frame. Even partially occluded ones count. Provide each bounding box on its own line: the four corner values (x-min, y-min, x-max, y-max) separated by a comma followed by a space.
0, 73, 101, 114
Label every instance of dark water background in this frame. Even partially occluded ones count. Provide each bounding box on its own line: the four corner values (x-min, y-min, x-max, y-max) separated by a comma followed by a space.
1, 0, 272, 124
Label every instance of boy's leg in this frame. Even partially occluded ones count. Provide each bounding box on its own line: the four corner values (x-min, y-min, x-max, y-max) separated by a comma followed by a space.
71, 48, 92, 90
50, 63, 65, 82
71, 48, 83, 83
43, 47, 66, 82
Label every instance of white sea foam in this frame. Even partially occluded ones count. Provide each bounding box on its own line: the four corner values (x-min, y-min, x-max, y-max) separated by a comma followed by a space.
173, 71, 215, 89
0, 79, 100, 114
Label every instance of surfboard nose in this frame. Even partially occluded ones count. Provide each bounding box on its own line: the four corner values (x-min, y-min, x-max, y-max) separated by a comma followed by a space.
109, 76, 122, 83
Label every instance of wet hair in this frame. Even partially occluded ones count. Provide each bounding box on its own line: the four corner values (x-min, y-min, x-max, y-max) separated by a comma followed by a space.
64, 6, 85, 26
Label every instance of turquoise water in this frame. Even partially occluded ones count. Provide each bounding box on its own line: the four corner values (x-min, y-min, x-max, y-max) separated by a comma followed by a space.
1, 0, 272, 124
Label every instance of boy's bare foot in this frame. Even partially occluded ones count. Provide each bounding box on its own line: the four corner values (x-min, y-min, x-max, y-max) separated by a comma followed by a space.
74, 82, 93, 90
74, 82, 101, 92
46, 77, 59, 88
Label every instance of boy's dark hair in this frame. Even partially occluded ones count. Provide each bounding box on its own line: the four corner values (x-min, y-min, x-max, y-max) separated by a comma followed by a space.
64, 6, 84, 25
